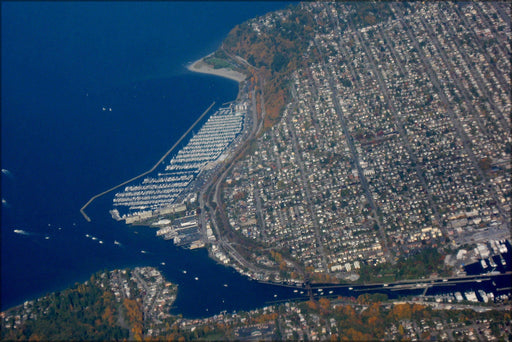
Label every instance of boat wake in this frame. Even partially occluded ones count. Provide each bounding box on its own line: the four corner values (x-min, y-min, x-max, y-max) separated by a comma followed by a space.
2, 198, 10, 208
1, 169, 13, 178
13, 229, 30, 236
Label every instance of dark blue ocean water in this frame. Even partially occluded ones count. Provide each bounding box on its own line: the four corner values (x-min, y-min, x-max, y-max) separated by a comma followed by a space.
4, 2, 508, 319
1, 1, 304, 317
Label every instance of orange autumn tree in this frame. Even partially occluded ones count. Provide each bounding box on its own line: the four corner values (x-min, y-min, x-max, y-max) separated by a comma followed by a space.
123, 298, 143, 341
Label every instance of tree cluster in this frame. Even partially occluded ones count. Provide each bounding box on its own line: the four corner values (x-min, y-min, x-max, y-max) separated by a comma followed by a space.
2, 274, 129, 341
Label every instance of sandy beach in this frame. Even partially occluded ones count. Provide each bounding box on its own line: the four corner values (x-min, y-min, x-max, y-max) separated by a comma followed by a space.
187, 55, 247, 83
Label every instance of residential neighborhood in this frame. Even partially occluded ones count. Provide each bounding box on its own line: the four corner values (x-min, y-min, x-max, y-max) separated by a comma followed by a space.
220, 1, 510, 279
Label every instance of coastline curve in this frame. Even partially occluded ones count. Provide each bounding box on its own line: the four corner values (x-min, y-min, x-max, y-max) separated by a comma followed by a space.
187, 55, 247, 83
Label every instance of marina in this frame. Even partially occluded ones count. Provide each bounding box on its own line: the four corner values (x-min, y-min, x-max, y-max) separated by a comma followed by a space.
1, 0, 307, 318
112, 101, 247, 216
107, 97, 250, 250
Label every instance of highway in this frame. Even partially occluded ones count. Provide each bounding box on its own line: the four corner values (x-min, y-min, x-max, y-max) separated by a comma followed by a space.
310, 272, 512, 293
199, 84, 278, 279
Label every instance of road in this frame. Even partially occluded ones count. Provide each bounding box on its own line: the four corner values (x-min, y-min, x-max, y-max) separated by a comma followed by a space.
392, 3, 510, 231
286, 84, 329, 271
312, 272, 512, 293
199, 82, 283, 279
342, 12, 447, 241
451, 3, 511, 98
316, 15, 391, 259
132, 269, 161, 322
437, 5, 510, 134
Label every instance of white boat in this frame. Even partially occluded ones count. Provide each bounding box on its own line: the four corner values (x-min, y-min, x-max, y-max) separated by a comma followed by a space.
114, 240, 121, 245
464, 291, 478, 302
498, 243, 507, 254
194, 277, 199, 280
478, 290, 489, 303
99, 240, 103, 244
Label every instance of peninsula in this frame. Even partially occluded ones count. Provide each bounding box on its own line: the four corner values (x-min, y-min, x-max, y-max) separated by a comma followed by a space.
201, 1, 511, 286
187, 54, 247, 83
108, 1, 510, 296
2, 267, 511, 340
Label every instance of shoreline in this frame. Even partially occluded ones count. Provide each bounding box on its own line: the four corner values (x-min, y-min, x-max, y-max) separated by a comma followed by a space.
187, 55, 247, 83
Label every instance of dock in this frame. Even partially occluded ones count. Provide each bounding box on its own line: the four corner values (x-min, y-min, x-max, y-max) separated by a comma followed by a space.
111, 100, 248, 218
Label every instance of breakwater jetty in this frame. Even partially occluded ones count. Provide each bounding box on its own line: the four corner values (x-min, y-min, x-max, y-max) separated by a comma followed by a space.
80, 101, 216, 222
